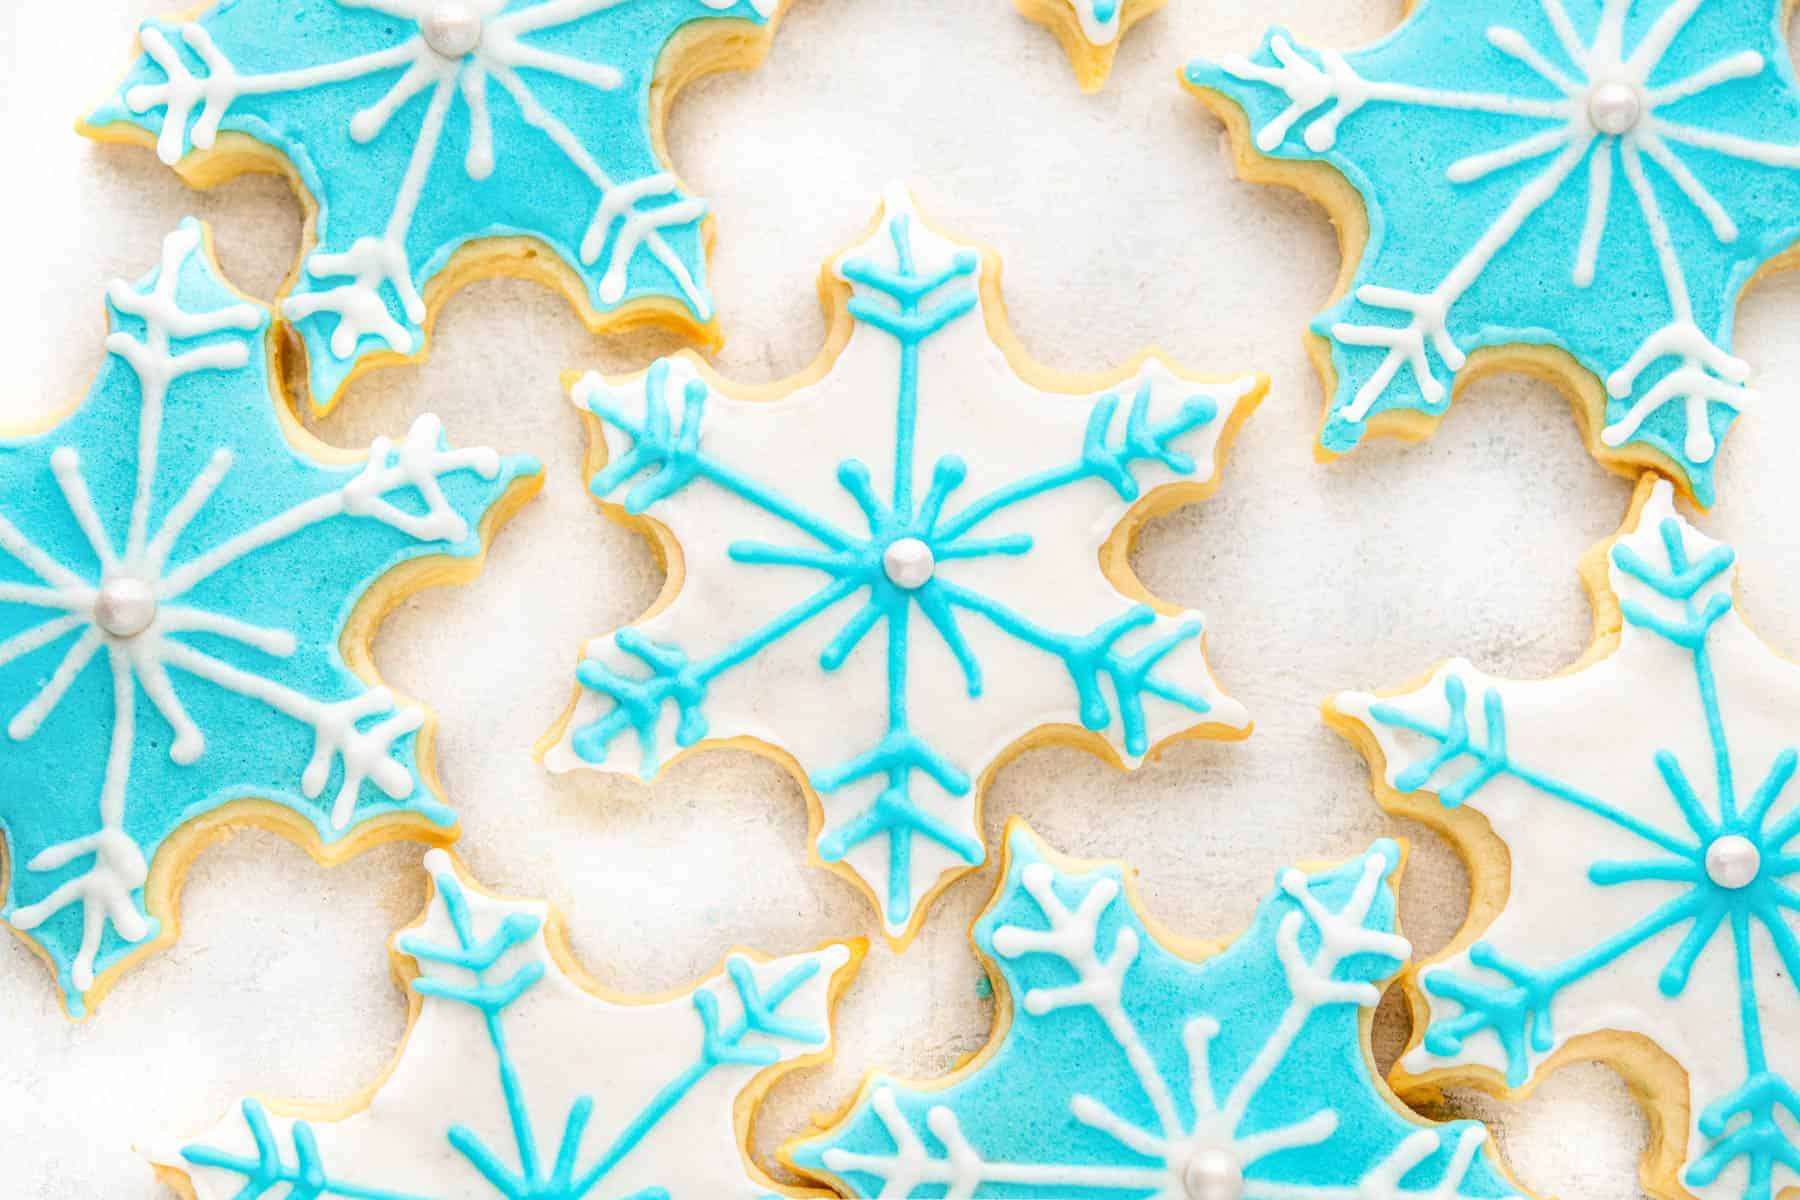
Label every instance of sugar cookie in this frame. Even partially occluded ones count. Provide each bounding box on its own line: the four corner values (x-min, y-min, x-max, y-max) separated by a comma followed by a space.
788, 822, 1523, 1200
1015, 0, 1168, 91
1186, 1, 1800, 506
151, 849, 861, 1199
539, 187, 1264, 945
1331, 477, 1800, 1200
85, 0, 790, 413
0, 221, 539, 1016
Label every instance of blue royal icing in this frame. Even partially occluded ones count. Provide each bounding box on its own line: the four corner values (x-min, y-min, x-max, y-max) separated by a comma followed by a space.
0, 222, 537, 1015
542, 189, 1262, 942
1335, 480, 1800, 1200
790, 826, 1521, 1200
87, 0, 781, 411
1187, 0, 1800, 506
159, 849, 856, 1198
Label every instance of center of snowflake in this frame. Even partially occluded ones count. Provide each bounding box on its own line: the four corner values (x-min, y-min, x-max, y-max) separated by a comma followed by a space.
1705, 834, 1762, 890
421, 2, 484, 59
94, 576, 158, 639
882, 537, 936, 590
1586, 81, 1644, 136
1181, 1143, 1245, 1200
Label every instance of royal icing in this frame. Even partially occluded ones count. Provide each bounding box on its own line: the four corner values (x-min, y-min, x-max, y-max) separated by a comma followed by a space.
789, 826, 1520, 1200
0, 222, 537, 1016
87, 0, 782, 411
542, 188, 1261, 942
1069, 0, 1125, 47
1186, 0, 1800, 506
1334, 480, 1800, 1200
153, 849, 857, 1199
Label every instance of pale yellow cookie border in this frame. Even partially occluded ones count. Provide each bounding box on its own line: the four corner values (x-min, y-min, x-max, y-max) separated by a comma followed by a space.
1014, 0, 1169, 92
1322, 471, 1800, 1200
0, 221, 543, 1021
1180, 0, 1800, 509
535, 188, 1267, 950
150, 848, 867, 1199
776, 815, 1530, 1197
78, 1, 799, 417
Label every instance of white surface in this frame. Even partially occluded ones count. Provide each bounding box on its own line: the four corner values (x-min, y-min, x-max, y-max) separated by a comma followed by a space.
1, 1, 1797, 1196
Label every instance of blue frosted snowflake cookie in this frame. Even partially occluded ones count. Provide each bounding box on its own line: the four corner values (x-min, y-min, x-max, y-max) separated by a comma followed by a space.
1187, 1, 1800, 506
0, 222, 539, 1016
85, 0, 787, 413
788, 823, 1523, 1200
1014, 0, 1167, 91
150, 849, 861, 1199
540, 187, 1266, 945
1331, 477, 1800, 1200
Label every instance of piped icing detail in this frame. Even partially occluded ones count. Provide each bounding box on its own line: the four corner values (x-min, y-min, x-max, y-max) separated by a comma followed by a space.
88, 0, 782, 410
152, 850, 857, 1199
0, 222, 537, 1015
789, 827, 1520, 1200
1334, 480, 1800, 1200
1187, 0, 1800, 505
543, 188, 1260, 942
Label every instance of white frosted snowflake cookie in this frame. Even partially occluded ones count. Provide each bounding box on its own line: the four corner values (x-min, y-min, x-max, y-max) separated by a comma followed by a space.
1331, 477, 1800, 1200
151, 849, 861, 1199
540, 187, 1265, 945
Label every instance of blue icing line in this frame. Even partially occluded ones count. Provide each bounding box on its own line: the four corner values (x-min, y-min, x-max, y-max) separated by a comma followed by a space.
791, 828, 1520, 1199
87, 0, 776, 410
0, 221, 537, 1016
1187, 1, 1800, 506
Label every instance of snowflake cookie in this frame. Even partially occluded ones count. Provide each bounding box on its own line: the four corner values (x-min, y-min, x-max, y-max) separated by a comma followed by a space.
1330, 478, 1800, 1200
539, 187, 1265, 944
1185, 0, 1800, 506
0, 222, 539, 1017
1014, 0, 1167, 91
85, 0, 788, 413
786, 822, 1523, 1200
150, 849, 861, 1199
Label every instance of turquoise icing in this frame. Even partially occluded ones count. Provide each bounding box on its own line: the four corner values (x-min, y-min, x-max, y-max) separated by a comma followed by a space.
1367, 513, 1800, 1198
0, 221, 537, 1015
180, 857, 829, 1199
88, 0, 774, 410
1187, 0, 1800, 506
575, 210, 1222, 928
791, 829, 1520, 1199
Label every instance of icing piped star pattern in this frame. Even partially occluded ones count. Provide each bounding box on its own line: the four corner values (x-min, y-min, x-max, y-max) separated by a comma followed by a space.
1332, 480, 1800, 1199
1187, 0, 1800, 505
788, 824, 1522, 1200
541, 189, 1263, 943
153, 850, 860, 1199
0, 222, 538, 1016
87, 0, 782, 412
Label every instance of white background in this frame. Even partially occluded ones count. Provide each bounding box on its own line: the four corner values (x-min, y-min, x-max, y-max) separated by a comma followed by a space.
2, 1, 1799, 1196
